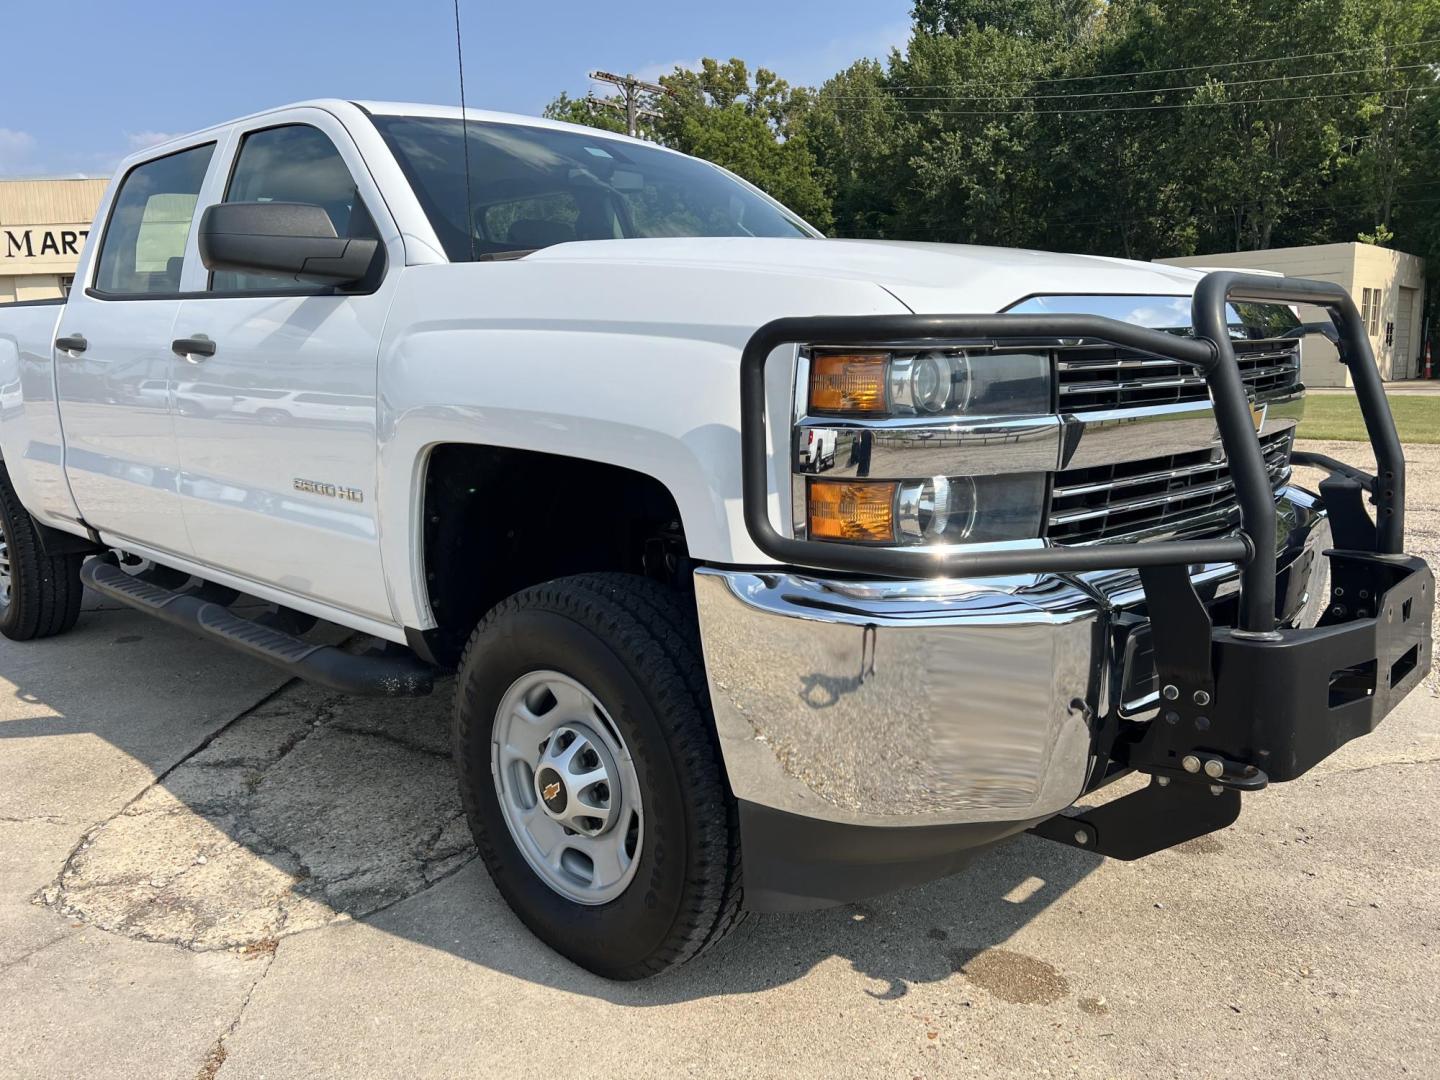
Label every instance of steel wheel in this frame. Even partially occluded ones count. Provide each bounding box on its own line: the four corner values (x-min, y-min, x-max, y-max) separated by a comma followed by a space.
491, 670, 643, 905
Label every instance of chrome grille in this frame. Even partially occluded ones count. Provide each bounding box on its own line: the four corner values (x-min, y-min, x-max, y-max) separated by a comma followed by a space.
1057, 339, 1301, 412
1048, 430, 1294, 545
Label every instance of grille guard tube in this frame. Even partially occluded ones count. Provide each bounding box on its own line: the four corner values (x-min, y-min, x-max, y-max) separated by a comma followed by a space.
739, 273, 1404, 635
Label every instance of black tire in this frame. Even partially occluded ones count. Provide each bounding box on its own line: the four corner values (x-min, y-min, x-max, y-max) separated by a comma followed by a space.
453, 573, 744, 979
0, 463, 85, 641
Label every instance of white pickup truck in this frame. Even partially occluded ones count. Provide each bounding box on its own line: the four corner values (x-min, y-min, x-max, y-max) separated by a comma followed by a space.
0, 100, 1430, 980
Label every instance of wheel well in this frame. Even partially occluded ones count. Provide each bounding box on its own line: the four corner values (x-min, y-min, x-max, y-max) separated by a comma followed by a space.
419, 444, 691, 667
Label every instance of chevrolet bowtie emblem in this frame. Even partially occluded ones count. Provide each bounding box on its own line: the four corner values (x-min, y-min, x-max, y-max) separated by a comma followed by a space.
543, 781, 562, 802
1251, 402, 1267, 434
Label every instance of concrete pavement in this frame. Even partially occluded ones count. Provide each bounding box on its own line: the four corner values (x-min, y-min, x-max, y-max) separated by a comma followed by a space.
2, 444, 1437, 1079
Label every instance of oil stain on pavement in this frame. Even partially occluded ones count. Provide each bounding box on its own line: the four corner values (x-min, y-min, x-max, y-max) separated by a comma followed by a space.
947, 947, 1070, 1005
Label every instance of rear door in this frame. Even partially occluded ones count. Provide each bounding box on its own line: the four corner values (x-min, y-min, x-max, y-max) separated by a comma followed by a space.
55, 142, 216, 555
171, 109, 399, 623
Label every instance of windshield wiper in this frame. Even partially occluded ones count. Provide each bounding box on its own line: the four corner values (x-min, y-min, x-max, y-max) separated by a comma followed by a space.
474, 248, 539, 262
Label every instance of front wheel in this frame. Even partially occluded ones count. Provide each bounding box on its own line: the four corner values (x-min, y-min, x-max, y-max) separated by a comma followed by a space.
453, 573, 743, 979
0, 464, 84, 641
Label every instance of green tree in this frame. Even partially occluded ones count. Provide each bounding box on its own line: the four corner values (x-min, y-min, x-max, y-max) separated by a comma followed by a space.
802, 60, 905, 237
543, 60, 832, 230
912, 0, 1104, 41
542, 0, 1440, 306
542, 93, 629, 136
653, 60, 833, 228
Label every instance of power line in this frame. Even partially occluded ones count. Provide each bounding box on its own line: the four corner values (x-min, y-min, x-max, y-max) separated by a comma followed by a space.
828, 85, 1425, 116
588, 70, 670, 137
873, 185, 1440, 239
1055, 189, 1440, 232
875, 35, 1440, 91
823, 59, 1438, 103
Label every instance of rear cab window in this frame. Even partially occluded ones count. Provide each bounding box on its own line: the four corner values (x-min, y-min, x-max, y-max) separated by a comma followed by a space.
93, 143, 215, 296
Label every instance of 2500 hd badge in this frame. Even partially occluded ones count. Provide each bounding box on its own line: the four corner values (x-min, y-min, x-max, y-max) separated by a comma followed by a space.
293, 477, 364, 503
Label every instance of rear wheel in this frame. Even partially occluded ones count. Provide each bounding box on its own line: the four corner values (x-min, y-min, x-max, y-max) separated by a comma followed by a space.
0, 464, 84, 641
453, 573, 743, 979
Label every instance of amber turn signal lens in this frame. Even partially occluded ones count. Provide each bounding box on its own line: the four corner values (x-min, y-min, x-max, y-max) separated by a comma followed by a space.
809, 353, 889, 414
808, 479, 898, 543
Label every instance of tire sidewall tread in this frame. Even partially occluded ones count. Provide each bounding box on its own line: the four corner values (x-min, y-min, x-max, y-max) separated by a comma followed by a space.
453, 573, 742, 979
0, 464, 83, 642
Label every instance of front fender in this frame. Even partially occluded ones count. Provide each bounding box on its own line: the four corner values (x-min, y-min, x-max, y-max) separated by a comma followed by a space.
374, 261, 907, 630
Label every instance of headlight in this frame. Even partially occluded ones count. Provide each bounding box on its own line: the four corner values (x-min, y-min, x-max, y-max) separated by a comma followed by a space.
808, 348, 1050, 418
796, 345, 1054, 549
807, 474, 1047, 546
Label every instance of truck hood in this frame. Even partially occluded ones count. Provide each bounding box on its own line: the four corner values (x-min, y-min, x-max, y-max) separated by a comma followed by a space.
524, 236, 1210, 314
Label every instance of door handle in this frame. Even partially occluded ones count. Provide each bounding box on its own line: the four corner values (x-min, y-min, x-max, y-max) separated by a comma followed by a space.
55, 334, 87, 354
172, 336, 217, 361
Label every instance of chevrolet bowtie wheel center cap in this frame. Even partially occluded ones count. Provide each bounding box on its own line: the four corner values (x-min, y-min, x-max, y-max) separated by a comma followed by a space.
532, 724, 621, 836
492, 671, 644, 906
536, 768, 567, 814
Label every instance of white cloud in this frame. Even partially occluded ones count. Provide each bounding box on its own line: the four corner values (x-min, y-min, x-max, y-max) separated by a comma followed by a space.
125, 130, 185, 151
765, 19, 912, 87
560, 16, 913, 111
0, 128, 37, 175
603, 22, 911, 97
629, 58, 703, 85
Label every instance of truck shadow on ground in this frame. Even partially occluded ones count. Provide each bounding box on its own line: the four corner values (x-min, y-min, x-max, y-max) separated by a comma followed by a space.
383, 834, 1104, 1006
1, 599, 1103, 1005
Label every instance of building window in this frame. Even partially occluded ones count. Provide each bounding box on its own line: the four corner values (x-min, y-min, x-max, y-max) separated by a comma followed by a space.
59, 275, 74, 298
1359, 287, 1386, 339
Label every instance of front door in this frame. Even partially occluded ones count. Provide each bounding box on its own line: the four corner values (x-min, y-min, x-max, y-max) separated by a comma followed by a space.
55, 142, 217, 556
171, 112, 398, 624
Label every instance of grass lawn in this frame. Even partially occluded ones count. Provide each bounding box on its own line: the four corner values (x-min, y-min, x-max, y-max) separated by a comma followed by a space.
1298, 394, 1440, 443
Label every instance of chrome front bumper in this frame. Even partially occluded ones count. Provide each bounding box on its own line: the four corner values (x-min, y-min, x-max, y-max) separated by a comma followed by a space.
694, 488, 1329, 834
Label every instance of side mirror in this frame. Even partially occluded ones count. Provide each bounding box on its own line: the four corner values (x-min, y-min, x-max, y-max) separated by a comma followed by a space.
198, 202, 380, 286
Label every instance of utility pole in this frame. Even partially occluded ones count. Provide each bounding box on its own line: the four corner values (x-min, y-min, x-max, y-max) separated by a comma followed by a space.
588, 70, 668, 137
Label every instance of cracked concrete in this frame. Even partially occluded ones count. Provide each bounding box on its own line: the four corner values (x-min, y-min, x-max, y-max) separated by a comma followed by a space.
1, 440, 1436, 1080
40, 684, 474, 951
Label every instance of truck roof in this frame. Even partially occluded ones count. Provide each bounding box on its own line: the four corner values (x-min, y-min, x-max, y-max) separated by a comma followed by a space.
116, 98, 665, 174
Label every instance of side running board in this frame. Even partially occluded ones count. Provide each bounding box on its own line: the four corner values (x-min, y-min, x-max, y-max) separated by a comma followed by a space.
81, 557, 435, 697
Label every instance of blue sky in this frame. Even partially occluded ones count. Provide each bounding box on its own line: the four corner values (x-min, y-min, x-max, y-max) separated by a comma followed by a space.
0, 0, 912, 178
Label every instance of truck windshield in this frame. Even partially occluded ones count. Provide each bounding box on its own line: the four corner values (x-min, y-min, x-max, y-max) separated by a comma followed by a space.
372, 115, 815, 261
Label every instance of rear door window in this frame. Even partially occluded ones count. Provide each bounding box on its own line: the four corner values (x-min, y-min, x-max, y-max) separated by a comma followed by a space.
94, 144, 215, 296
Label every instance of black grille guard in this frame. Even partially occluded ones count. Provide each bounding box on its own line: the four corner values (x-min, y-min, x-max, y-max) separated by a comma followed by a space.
740, 271, 1404, 635
740, 272, 1432, 854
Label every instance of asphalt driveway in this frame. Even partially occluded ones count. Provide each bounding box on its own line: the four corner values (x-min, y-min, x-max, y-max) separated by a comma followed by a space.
2, 442, 1436, 1079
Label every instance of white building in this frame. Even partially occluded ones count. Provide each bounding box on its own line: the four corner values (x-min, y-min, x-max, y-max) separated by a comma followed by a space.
1159, 242, 1427, 386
